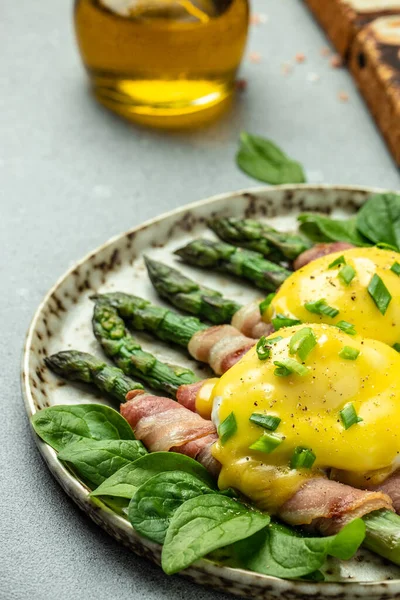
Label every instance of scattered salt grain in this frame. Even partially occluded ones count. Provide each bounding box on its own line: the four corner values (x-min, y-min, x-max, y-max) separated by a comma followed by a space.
330, 54, 343, 68
249, 52, 262, 64
306, 72, 320, 82
338, 91, 349, 102
235, 79, 247, 92
281, 62, 292, 75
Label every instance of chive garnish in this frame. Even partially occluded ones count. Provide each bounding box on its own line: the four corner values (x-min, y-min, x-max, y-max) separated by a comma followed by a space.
218, 412, 237, 444
256, 336, 272, 360
249, 432, 283, 454
340, 403, 363, 430
305, 299, 339, 318
335, 320, 357, 335
290, 447, 316, 469
267, 336, 283, 345
328, 255, 346, 269
289, 327, 317, 361
367, 274, 392, 315
249, 413, 281, 431
271, 314, 302, 330
339, 346, 360, 360
338, 264, 356, 286
393, 343, 400, 353
273, 358, 309, 377
259, 293, 275, 316
391, 262, 400, 276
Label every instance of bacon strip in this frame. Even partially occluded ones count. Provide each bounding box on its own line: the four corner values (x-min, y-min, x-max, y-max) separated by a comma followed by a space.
280, 478, 393, 535
121, 390, 220, 475
176, 381, 204, 412
188, 325, 255, 375
367, 471, 400, 513
231, 300, 274, 339
122, 390, 393, 535
293, 242, 355, 270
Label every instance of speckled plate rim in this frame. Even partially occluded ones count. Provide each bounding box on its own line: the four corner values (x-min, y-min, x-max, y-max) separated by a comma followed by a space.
21, 184, 400, 600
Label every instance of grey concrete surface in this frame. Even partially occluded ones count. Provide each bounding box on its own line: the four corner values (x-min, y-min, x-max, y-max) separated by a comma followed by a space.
1, 1, 400, 599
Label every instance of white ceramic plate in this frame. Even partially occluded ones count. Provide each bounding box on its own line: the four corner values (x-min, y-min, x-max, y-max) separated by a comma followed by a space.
22, 185, 400, 600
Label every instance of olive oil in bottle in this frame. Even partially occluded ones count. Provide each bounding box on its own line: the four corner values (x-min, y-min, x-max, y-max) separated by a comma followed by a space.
74, 0, 249, 127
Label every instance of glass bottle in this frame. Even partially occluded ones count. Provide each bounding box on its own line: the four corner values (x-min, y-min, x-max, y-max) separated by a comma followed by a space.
74, 0, 249, 128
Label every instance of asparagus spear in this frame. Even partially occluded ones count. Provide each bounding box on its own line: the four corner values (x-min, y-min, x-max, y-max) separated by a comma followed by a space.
92, 292, 208, 349
363, 510, 400, 565
144, 256, 242, 325
175, 239, 291, 292
208, 217, 312, 261
45, 350, 143, 403
92, 299, 199, 396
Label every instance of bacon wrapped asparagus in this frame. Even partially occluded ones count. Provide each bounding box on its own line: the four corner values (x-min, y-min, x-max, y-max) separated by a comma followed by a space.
208, 217, 312, 261
93, 293, 256, 376
174, 239, 291, 292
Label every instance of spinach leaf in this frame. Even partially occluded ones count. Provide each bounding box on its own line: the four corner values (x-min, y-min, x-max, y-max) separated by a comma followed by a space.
219, 519, 365, 579
128, 471, 213, 544
357, 193, 400, 250
58, 439, 147, 487
161, 494, 270, 575
90, 452, 216, 500
31, 404, 135, 451
236, 132, 306, 185
297, 213, 367, 246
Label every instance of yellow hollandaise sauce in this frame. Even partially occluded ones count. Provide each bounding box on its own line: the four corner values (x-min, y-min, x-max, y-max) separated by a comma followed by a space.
211, 324, 400, 513
266, 247, 400, 348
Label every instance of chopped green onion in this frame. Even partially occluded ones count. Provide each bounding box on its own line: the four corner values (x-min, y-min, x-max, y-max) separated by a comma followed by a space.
271, 314, 302, 330
376, 242, 399, 252
391, 262, 400, 276
266, 336, 283, 345
249, 413, 281, 431
218, 412, 237, 444
259, 293, 275, 316
256, 336, 272, 360
340, 403, 363, 430
328, 255, 346, 269
273, 358, 309, 377
304, 299, 339, 318
335, 320, 357, 335
339, 346, 360, 360
290, 447, 316, 469
249, 432, 283, 454
289, 327, 317, 361
338, 264, 356, 286
367, 274, 392, 315
393, 343, 400, 353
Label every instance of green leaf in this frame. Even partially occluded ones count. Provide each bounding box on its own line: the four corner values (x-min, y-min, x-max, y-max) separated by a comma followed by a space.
161, 494, 270, 574
58, 439, 147, 488
231, 519, 365, 579
298, 214, 367, 245
236, 132, 306, 185
128, 471, 213, 544
31, 404, 135, 452
357, 193, 400, 250
90, 452, 216, 500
